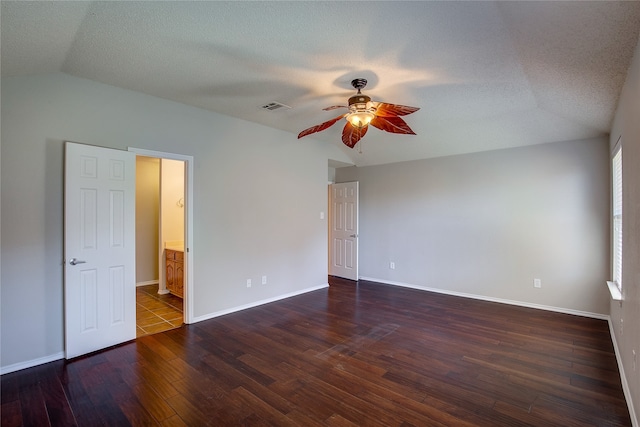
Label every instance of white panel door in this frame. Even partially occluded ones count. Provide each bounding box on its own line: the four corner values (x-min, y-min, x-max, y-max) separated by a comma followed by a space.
329, 182, 359, 280
64, 142, 136, 359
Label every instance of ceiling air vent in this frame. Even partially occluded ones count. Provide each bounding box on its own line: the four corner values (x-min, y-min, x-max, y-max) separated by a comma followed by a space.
260, 101, 291, 111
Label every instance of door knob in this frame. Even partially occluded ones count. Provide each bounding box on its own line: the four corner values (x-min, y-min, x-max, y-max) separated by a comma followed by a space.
69, 258, 87, 265
349, 234, 358, 238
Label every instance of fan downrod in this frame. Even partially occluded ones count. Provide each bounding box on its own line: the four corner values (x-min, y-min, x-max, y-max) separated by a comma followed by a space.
351, 78, 368, 93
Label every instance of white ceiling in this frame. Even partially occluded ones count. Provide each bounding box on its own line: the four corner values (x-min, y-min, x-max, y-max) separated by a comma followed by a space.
2, 1, 640, 167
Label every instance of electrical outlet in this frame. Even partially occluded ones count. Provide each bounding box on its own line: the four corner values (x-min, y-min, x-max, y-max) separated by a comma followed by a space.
262, 275, 267, 285
246, 279, 252, 288
390, 261, 395, 270
533, 278, 542, 288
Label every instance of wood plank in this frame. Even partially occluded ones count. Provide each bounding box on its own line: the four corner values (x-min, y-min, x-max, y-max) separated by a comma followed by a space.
19, 382, 50, 426
1, 277, 631, 426
39, 374, 77, 426
129, 382, 177, 422
1, 400, 23, 427
159, 414, 188, 427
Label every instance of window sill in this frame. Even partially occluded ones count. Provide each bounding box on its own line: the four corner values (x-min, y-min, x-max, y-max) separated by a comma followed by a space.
607, 281, 622, 301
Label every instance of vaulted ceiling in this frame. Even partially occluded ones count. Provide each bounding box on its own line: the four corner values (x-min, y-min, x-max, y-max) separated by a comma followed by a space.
2, 1, 640, 166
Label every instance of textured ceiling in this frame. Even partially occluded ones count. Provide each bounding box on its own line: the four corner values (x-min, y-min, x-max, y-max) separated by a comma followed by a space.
2, 1, 640, 166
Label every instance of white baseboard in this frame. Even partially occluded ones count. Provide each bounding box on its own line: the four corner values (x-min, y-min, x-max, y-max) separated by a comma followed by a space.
358, 276, 608, 320
191, 283, 329, 324
608, 318, 638, 427
1, 352, 65, 375
136, 280, 159, 287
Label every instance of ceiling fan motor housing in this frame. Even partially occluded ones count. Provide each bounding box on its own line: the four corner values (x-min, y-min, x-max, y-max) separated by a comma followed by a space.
348, 93, 372, 108
348, 78, 374, 113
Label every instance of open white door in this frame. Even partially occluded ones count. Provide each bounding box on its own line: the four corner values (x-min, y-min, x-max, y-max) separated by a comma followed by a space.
64, 142, 136, 359
329, 182, 359, 280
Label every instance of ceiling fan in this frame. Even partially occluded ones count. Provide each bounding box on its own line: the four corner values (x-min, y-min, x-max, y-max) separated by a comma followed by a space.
298, 78, 420, 149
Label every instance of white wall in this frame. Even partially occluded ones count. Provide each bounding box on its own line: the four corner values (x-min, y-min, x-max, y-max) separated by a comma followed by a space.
160, 158, 185, 246
0, 72, 339, 369
336, 138, 610, 315
609, 33, 640, 423
136, 156, 160, 284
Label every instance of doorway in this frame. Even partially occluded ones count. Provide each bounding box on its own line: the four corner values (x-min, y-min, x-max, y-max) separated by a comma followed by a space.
130, 147, 194, 334
135, 156, 185, 336
64, 143, 194, 358
328, 181, 359, 281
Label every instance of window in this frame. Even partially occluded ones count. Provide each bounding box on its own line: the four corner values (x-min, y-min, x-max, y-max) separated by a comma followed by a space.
612, 145, 622, 290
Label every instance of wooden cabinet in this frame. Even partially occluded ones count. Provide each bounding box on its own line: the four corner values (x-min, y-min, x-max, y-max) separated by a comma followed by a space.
165, 249, 184, 298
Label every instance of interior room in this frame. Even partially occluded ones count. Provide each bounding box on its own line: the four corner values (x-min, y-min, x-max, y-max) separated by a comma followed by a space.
2, 1, 640, 425
135, 156, 186, 336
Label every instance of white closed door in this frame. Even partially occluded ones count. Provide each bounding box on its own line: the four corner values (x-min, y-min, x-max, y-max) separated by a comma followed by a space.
64, 142, 136, 359
329, 182, 359, 280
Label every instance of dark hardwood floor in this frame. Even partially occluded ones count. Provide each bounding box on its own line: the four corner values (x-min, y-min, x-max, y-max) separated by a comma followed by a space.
1, 277, 630, 426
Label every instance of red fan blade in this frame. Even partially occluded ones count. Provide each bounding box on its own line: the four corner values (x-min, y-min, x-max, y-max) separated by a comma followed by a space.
298, 115, 346, 139
374, 102, 420, 117
342, 122, 368, 148
370, 115, 416, 135
323, 105, 348, 111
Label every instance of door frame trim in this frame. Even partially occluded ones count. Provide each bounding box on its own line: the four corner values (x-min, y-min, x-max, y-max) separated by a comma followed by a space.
128, 147, 195, 324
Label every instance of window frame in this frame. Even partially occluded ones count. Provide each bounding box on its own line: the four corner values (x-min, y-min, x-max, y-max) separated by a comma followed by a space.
611, 139, 623, 291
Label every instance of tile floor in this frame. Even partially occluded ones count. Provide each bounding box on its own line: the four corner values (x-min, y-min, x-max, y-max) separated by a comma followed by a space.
136, 284, 183, 337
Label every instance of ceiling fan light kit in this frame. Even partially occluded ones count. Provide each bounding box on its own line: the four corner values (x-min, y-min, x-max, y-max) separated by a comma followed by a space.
347, 94, 375, 128
298, 78, 420, 150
